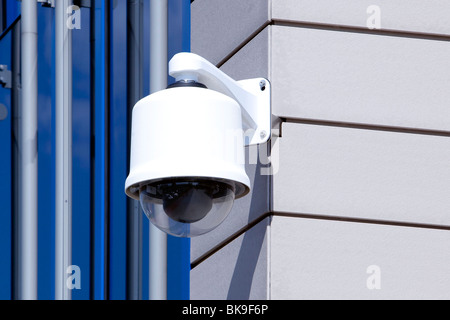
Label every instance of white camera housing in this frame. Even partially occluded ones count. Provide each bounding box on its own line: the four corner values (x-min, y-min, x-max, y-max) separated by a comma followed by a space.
125, 53, 271, 237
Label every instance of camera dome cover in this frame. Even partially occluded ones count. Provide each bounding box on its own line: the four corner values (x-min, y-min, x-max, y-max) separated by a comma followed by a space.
125, 87, 251, 237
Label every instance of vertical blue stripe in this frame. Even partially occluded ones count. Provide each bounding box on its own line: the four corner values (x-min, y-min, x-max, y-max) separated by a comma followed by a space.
109, 0, 127, 300
141, 217, 149, 300
72, 7, 92, 300
6, 0, 20, 29
0, 30, 12, 300
93, 0, 108, 300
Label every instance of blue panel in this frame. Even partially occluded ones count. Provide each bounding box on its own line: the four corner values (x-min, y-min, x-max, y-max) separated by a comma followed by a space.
0, 0, 190, 300
0, 29, 12, 300
141, 216, 149, 300
37, 5, 55, 300
71, 7, 92, 300
167, 235, 190, 300
93, 0, 108, 300
109, 0, 127, 300
6, 0, 20, 29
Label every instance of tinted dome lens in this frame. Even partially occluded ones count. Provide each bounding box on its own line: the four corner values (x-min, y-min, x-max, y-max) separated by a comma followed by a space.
162, 184, 214, 223
139, 178, 236, 237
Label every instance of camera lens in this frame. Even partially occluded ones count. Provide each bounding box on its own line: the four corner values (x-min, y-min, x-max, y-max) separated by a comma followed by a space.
139, 178, 236, 237
161, 183, 214, 223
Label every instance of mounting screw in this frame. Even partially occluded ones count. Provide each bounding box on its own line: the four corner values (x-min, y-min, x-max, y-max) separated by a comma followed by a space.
260, 130, 267, 140
259, 80, 266, 91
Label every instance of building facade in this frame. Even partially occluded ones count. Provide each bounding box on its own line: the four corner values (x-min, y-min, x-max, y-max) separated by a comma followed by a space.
1, 0, 450, 301
190, 0, 450, 299
0, 0, 190, 300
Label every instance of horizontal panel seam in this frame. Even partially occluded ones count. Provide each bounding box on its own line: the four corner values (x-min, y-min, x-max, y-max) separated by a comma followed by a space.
272, 211, 450, 232
272, 19, 450, 42
195, 17, 450, 70
191, 210, 450, 270
191, 212, 272, 269
216, 20, 271, 68
281, 118, 450, 138
209, 18, 450, 70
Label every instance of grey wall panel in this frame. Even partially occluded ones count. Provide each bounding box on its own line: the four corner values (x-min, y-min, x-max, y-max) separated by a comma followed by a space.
272, 0, 450, 36
190, 29, 271, 263
271, 25, 450, 131
191, 0, 450, 301
191, 218, 270, 300
273, 123, 450, 226
196, 22, 450, 132
219, 27, 269, 81
270, 216, 450, 300
191, 0, 270, 65
192, 0, 450, 67
191, 143, 271, 263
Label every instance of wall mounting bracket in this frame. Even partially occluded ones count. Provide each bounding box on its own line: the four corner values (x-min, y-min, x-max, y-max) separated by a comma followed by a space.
169, 52, 271, 146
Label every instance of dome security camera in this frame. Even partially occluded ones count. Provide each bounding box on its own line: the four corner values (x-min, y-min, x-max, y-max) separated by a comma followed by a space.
125, 53, 271, 237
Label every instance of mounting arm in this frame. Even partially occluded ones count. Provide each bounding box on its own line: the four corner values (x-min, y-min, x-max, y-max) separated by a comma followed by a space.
169, 52, 271, 146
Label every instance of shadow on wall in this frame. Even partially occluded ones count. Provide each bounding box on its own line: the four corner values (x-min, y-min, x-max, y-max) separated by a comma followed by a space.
227, 144, 270, 300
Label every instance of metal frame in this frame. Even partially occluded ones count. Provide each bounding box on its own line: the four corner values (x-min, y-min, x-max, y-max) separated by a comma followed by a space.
55, 0, 73, 301
126, 0, 143, 301
19, 0, 38, 300
149, 0, 168, 301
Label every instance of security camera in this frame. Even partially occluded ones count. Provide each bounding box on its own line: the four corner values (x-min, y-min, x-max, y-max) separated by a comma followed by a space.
125, 53, 271, 237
